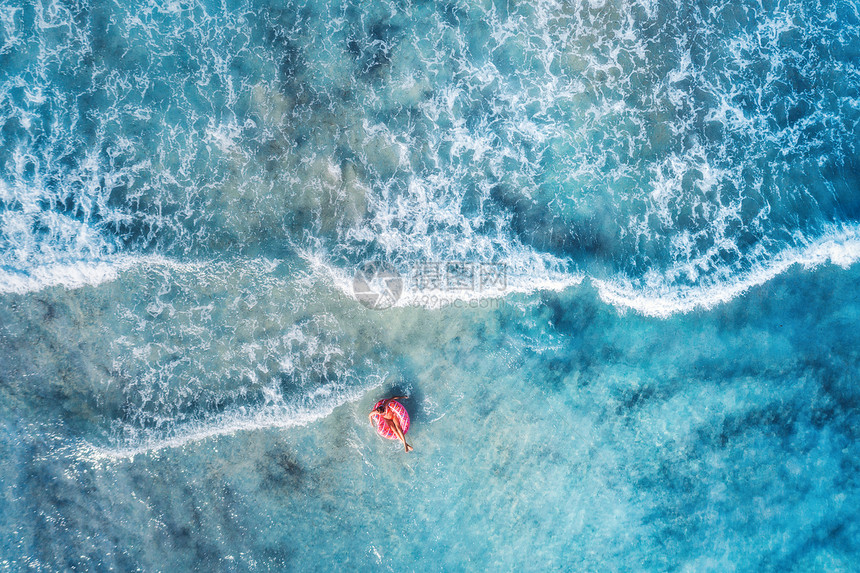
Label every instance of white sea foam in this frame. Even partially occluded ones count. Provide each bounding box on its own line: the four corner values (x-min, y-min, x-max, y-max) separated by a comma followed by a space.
308, 222, 860, 317
300, 240, 583, 310
0, 252, 282, 295
77, 378, 380, 460
1, 255, 126, 295
594, 226, 860, 317
71, 263, 379, 460
0, 259, 127, 294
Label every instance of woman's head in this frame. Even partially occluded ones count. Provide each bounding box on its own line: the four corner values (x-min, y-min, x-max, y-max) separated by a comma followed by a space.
375, 403, 386, 413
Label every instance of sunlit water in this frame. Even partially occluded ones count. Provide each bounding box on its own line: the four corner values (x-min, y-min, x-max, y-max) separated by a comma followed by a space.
1, 0, 858, 569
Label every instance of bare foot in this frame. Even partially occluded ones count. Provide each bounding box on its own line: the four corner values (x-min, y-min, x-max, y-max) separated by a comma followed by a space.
406, 444, 414, 452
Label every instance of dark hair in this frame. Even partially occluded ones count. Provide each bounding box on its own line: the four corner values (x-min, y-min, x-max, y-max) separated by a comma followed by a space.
375, 403, 386, 412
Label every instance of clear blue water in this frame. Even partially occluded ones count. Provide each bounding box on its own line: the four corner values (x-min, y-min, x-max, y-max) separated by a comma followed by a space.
1, 0, 859, 569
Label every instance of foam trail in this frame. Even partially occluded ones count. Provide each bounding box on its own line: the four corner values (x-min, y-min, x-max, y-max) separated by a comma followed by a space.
78, 375, 384, 461
0, 255, 167, 295
594, 226, 860, 317
300, 245, 583, 310
0, 254, 282, 295
306, 227, 860, 316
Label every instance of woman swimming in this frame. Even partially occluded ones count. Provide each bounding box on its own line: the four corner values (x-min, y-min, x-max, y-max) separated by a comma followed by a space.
369, 396, 413, 452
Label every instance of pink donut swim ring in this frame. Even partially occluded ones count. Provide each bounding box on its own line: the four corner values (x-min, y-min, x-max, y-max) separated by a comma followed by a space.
371, 399, 410, 439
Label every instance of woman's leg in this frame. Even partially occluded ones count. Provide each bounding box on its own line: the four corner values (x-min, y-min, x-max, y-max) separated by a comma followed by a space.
387, 418, 413, 452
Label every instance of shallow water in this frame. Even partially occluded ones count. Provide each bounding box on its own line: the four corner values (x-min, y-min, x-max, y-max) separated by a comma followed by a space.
1, 0, 859, 570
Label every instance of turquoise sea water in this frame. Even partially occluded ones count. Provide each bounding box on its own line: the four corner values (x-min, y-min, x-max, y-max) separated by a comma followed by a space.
1, 0, 859, 569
